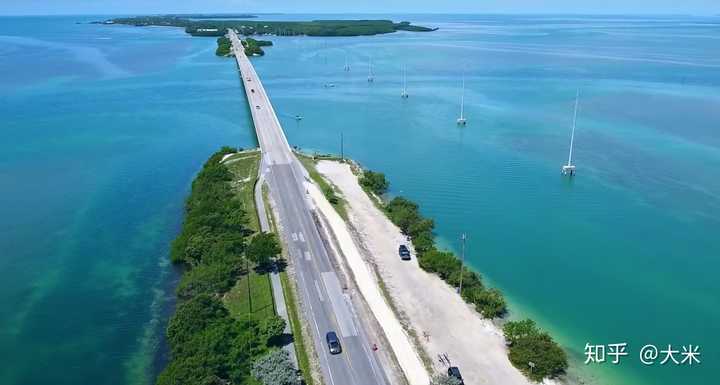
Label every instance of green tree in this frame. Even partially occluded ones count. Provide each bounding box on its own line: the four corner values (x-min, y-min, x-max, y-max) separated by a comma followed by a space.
503, 319, 568, 381
503, 319, 537, 343
167, 294, 229, 348
176, 262, 238, 300
260, 315, 287, 343
246, 232, 281, 269
251, 349, 299, 385
156, 355, 222, 385
359, 170, 389, 195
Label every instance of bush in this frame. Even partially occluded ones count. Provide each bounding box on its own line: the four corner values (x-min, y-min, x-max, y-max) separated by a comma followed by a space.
176, 262, 239, 300
322, 185, 339, 205
503, 319, 568, 381
260, 315, 287, 343
252, 349, 299, 385
167, 294, 230, 349
359, 170, 389, 195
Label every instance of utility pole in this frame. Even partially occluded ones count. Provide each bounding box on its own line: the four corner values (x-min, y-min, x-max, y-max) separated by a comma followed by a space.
340, 132, 344, 161
458, 233, 467, 296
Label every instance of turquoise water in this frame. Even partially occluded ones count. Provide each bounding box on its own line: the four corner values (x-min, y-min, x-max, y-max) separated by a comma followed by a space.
0, 16, 255, 385
1, 14, 718, 385
250, 14, 719, 385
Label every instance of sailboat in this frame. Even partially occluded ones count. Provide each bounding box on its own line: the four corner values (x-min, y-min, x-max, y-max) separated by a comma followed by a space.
367, 56, 374, 82
561, 90, 580, 176
344, 53, 350, 72
401, 65, 409, 98
457, 75, 467, 125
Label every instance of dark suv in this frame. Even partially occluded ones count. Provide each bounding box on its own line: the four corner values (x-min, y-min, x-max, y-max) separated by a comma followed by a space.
448, 367, 464, 384
398, 245, 411, 260
326, 331, 342, 354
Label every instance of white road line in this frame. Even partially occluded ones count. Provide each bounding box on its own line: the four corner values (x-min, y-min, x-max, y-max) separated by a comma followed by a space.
314, 280, 325, 302
304, 251, 311, 261
298, 271, 336, 385
298, 232, 305, 242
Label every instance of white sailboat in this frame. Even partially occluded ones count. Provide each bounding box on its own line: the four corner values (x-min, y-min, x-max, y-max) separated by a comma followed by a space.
367, 56, 374, 82
561, 90, 580, 176
457, 75, 467, 125
401, 65, 409, 98
344, 53, 350, 72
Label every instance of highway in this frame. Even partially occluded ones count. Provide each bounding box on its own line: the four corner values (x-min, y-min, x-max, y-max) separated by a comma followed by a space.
228, 30, 390, 385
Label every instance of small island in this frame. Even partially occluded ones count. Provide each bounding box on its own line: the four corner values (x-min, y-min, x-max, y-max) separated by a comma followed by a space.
215, 36, 232, 56
104, 16, 438, 37
242, 38, 273, 56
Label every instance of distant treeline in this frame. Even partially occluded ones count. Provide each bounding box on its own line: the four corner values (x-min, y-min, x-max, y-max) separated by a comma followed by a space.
166, 13, 257, 19
159, 148, 290, 385
359, 170, 568, 382
105, 16, 437, 37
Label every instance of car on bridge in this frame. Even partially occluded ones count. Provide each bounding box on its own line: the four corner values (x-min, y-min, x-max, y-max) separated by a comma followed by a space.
256, 105, 261, 109
326, 331, 342, 354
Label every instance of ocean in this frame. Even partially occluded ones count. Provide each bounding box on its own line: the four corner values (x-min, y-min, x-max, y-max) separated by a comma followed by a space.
1, 14, 717, 385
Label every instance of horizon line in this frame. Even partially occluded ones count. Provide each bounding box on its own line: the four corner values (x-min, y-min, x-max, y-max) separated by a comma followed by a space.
1, 11, 719, 17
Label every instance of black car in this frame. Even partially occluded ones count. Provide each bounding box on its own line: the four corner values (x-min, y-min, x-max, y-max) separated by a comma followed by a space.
326, 331, 342, 354
448, 366, 464, 385
398, 245, 411, 260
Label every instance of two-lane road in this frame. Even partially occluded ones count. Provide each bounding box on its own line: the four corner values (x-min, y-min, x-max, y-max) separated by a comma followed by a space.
228, 30, 390, 385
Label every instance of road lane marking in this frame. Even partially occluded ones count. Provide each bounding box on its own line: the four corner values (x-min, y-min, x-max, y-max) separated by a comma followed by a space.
297, 270, 336, 385
304, 251, 311, 261
298, 232, 305, 243
363, 344, 383, 384
321, 272, 358, 337
314, 280, 325, 302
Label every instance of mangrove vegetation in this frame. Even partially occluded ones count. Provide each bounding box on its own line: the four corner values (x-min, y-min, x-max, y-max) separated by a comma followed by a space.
215, 36, 232, 56
242, 38, 273, 56
159, 147, 297, 385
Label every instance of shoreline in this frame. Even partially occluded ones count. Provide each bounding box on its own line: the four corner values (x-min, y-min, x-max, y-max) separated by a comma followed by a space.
311, 158, 566, 385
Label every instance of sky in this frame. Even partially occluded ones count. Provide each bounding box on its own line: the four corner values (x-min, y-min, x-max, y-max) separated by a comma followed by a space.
1, 0, 719, 16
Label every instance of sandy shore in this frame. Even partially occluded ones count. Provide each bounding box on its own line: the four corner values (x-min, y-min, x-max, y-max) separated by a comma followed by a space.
316, 160, 554, 385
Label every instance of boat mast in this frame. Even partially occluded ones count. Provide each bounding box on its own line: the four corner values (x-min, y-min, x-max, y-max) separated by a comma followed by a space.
567, 89, 579, 167
561, 89, 579, 176
368, 56, 374, 82
401, 65, 408, 98
457, 73, 467, 125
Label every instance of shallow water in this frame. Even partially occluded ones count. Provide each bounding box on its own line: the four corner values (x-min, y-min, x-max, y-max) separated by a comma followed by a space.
1, 14, 718, 385
0, 16, 254, 385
